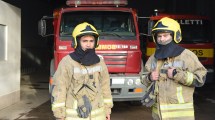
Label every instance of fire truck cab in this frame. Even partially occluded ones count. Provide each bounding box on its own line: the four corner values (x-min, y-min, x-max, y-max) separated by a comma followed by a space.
146, 11, 214, 83
38, 0, 146, 102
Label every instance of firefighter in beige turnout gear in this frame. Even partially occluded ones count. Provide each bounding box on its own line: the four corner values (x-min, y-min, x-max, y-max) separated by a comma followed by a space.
51, 22, 113, 120
141, 17, 207, 120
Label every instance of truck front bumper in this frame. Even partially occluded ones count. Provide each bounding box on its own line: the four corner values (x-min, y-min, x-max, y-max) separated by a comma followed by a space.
110, 74, 146, 101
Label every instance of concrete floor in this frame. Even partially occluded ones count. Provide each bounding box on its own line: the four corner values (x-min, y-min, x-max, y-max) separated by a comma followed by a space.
0, 70, 215, 120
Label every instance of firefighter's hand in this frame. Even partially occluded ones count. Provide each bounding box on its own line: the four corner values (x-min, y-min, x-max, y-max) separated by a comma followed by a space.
167, 67, 175, 78
150, 70, 159, 81
106, 114, 110, 120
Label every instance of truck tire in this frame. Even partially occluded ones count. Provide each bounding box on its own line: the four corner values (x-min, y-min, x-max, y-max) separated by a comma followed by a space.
50, 59, 55, 103
50, 59, 55, 77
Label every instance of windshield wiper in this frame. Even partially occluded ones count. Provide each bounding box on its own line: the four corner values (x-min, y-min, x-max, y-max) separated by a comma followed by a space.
100, 32, 122, 38
60, 33, 72, 36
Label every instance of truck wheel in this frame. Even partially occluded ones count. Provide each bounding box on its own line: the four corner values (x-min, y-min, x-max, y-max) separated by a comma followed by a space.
50, 59, 55, 77
50, 59, 55, 103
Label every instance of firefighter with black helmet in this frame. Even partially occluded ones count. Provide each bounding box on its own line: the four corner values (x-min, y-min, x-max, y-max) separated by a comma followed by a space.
141, 17, 207, 120
51, 22, 113, 120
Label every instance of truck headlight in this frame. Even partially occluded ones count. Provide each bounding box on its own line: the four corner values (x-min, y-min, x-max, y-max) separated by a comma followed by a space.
127, 79, 134, 86
135, 79, 141, 86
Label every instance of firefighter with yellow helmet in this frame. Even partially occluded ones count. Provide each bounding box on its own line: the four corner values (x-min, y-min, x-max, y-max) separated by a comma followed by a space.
51, 22, 113, 120
141, 17, 207, 120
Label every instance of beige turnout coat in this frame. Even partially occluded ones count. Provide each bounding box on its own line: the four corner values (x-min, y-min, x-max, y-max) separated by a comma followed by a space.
51, 55, 113, 120
143, 49, 207, 120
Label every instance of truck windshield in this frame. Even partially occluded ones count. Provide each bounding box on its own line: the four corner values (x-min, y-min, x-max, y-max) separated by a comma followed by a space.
60, 11, 136, 41
149, 19, 212, 43
178, 19, 213, 43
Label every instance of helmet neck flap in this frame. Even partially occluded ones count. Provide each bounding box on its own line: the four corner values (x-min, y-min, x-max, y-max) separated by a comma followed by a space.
70, 46, 100, 66
154, 41, 185, 59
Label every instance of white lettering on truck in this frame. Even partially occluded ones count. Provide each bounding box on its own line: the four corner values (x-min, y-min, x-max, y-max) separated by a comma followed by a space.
177, 20, 203, 25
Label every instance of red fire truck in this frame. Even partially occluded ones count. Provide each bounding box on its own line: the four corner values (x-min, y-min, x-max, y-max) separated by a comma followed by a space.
146, 12, 214, 82
38, 0, 146, 102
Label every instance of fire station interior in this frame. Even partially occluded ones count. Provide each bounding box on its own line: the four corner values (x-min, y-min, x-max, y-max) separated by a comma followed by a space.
2, 0, 214, 74
0, 0, 215, 120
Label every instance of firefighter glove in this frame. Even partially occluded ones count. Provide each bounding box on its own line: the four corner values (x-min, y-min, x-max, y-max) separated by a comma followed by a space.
141, 82, 156, 107
77, 95, 92, 118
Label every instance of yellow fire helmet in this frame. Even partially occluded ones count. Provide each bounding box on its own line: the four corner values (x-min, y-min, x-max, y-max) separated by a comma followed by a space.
72, 22, 99, 48
152, 17, 182, 43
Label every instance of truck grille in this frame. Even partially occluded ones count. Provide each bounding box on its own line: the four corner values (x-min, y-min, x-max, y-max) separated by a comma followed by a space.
98, 53, 127, 67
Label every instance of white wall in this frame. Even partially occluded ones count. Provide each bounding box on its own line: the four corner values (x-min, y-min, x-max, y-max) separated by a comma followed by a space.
0, 1, 21, 110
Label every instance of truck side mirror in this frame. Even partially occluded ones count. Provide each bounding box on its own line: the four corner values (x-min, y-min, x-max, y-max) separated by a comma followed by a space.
148, 20, 154, 36
38, 19, 46, 36
137, 16, 150, 36
38, 16, 54, 37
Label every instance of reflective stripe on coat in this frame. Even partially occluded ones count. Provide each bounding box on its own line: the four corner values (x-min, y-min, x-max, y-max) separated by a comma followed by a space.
51, 55, 113, 119
144, 49, 207, 120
